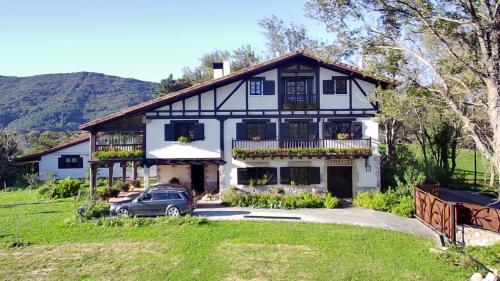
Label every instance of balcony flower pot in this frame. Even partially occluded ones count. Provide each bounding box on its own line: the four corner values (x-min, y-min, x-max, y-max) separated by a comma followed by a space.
251, 136, 262, 141
337, 133, 350, 140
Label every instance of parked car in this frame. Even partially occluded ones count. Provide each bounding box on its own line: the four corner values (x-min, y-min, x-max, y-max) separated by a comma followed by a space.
110, 188, 194, 217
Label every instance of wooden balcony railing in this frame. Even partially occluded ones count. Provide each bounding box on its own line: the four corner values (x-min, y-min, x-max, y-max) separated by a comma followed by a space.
95, 144, 144, 152
232, 139, 371, 150
232, 139, 372, 159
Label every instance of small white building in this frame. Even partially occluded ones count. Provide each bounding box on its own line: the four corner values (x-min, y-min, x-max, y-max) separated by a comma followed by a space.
16, 137, 155, 180
80, 50, 396, 197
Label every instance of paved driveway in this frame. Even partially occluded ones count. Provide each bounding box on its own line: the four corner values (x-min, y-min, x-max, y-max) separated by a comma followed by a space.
193, 202, 438, 240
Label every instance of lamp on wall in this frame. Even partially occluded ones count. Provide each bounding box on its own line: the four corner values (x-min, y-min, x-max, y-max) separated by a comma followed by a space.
364, 157, 371, 172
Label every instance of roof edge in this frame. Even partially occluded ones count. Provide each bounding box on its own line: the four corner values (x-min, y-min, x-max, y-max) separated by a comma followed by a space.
15, 136, 90, 163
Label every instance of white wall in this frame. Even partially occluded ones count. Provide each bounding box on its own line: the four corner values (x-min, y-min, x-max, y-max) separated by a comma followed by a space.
38, 140, 156, 180
247, 69, 278, 110
145, 118, 221, 159
319, 68, 349, 109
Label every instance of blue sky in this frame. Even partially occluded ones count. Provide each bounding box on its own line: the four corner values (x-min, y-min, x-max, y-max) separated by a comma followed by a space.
0, 0, 330, 82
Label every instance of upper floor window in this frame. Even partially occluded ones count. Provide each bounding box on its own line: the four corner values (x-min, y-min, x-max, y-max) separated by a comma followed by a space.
58, 155, 83, 169
249, 79, 263, 95
323, 121, 363, 139
323, 77, 349, 95
246, 122, 267, 141
289, 122, 309, 140
164, 121, 205, 142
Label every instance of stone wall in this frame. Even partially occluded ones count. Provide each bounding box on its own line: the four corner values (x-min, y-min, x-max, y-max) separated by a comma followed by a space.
456, 225, 500, 246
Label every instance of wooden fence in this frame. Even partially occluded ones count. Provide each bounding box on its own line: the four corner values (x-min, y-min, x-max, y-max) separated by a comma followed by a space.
414, 184, 500, 243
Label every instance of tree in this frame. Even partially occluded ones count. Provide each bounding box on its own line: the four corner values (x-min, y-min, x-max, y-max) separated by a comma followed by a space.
231, 45, 261, 72
152, 74, 192, 99
306, 0, 500, 183
0, 129, 19, 188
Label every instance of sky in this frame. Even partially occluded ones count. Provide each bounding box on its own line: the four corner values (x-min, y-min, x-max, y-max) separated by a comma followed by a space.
0, 0, 331, 82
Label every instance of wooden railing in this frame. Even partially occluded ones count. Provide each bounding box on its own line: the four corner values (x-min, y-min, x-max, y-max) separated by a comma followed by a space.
95, 144, 143, 152
232, 139, 371, 150
457, 203, 500, 233
414, 185, 457, 242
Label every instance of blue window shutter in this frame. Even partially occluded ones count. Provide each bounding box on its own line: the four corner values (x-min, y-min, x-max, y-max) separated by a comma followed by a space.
279, 123, 289, 140
194, 123, 205, 140
236, 123, 247, 140
307, 79, 313, 95
351, 122, 363, 139
308, 167, 321, 184
309, 122, 319, 140
323, 80, 334, 95
263, 80, 275, 95
323, 122, 333, 139
58, 157, 64, 169
280, 167, 290, 184
164, 124, 175, 141
266, 122, 276, 140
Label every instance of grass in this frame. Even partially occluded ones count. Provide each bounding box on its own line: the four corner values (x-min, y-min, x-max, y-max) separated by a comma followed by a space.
0, 190, 490, 280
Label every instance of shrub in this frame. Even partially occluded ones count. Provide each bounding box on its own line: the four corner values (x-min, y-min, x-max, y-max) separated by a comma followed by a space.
71, 215, 208, 227
129, 179, 141, 189
323, 194, 340, 208
390, 196, 414, 217
100, 188, 120, 201
78, 201, 110, 220
114, 181, 129, 192
38, 178, 83, 199
221, 191, 339, 210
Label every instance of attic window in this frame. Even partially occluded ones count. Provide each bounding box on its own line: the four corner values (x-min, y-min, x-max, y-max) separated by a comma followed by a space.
249, 79, 263, 95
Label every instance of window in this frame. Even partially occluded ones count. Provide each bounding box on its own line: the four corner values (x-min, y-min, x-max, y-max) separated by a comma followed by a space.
168, 192, 183, 200
153, 192, 169, 201
237, 167, 278, 185
175, 123, 195, 140
334, 77, 348, 95
289, 122, 309, 140
58, 155, 83, 169
246, 122, 267, 140
249, 79, 263, 95
323, 121, 363, 139
164, 121, 204, 141
139, 193, 152, 201
280, 167, 321, 185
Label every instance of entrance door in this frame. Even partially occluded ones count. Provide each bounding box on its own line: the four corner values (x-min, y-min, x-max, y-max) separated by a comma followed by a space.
191, 165, 205, 195
327, 166, 353, 198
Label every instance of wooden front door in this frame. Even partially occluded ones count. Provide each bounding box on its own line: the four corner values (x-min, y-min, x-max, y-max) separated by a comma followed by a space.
327, 166, 353, 198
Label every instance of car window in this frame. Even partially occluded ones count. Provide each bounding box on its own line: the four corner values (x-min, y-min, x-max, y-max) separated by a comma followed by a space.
139, 193, 152, 201
153, 192, 169, 201
169, 192, 182, 200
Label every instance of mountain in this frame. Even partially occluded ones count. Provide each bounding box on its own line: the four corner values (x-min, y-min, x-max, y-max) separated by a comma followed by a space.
0, 72, 157, 132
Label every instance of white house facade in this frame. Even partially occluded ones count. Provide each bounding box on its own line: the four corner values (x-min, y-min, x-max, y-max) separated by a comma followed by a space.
80, 51, 396, 197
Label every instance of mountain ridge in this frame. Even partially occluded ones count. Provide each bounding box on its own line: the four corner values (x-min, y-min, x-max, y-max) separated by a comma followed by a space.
0, 72, 158, 132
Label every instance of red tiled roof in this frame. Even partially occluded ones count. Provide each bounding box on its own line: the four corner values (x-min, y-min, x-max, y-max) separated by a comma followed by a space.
15, 136, 90, 163
80, 50, 397, 130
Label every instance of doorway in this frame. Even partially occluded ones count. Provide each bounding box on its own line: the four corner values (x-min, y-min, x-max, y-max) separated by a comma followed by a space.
327, 166, 353, 198
190, 165, 205, 195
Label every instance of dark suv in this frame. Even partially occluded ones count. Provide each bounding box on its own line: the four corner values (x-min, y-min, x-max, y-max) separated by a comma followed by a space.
110, 188, 194, 217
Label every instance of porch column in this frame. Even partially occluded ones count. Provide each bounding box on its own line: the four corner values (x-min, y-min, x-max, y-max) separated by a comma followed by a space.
122, 163, 127, 182
89, 164, 97, 201
133, 162, 138, 180
108, 163, 114, 188
143, 165, 150, 189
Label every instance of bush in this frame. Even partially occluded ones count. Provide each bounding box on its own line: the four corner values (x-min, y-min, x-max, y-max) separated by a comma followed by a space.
70, 215, 207, 227
38, 178, 83, 199
129, 179, 140, 189
114, 181, 129, 192
221, 191, 340, 210
99, 188, 120, 201
353, 190, 415, 217
78, 201, 110, 220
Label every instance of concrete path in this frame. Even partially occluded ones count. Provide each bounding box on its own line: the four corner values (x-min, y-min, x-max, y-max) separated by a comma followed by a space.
193, 202, 438, 240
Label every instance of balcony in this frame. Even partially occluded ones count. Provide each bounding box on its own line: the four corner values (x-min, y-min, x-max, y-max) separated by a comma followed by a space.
95, 144, 144, 152
232, 139, 372, 159
92, 132, 144, 160
282, 94, 318, 110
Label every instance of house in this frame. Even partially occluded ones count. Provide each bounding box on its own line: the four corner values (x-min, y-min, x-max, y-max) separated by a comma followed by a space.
79, 50, 396, 198
15, 136, 155, 182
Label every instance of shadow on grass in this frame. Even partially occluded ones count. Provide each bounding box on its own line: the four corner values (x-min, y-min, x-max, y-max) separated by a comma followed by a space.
0, 200, 66, 209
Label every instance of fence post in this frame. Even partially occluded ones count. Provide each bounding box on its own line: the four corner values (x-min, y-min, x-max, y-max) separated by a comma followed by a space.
449, 203, 456, 243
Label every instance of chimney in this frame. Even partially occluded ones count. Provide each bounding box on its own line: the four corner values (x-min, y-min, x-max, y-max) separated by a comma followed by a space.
213, 60, 231, 79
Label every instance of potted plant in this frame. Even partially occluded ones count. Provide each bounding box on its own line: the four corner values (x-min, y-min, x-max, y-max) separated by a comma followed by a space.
252, 136, 262, 141
337, 133, 350, 140
177, 136, 192, 143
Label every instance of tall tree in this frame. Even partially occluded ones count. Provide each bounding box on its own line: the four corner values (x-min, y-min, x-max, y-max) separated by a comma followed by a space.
0, 129, 19, 188
307, 0, 500, 182
231, 45, 261, 72
152, 74, 192, 99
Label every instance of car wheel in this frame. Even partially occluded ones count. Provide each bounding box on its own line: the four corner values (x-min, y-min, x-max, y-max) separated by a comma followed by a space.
116, 208, 130, 217
166, 206, 180, 217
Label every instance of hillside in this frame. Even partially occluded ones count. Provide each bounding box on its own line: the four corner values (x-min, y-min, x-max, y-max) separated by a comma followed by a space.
0, 72, 157, 132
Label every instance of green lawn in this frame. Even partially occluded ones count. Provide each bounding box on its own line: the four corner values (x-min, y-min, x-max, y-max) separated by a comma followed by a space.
0, 191, 485, 280
454, 149, 490, 181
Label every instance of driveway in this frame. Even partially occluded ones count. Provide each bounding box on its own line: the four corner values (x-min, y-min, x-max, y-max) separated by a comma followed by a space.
193, 202, 438, 240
